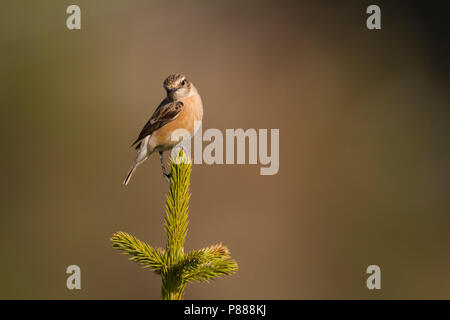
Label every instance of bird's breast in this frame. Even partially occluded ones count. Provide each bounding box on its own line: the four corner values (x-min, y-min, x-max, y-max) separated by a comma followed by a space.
148, 93, 203, 152
181, 93, 203, 122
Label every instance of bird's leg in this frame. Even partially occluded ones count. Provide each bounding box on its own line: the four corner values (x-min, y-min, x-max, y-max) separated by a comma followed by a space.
159, 151, 171, 183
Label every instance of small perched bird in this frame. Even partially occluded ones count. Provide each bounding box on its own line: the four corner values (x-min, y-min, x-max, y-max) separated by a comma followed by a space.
123, 74, 203, 185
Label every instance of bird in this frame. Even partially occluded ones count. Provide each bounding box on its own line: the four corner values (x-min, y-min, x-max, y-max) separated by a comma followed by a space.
123, 73, 203, 185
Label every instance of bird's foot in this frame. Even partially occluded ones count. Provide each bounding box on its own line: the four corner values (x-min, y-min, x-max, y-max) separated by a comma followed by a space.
163, 171, 172, 184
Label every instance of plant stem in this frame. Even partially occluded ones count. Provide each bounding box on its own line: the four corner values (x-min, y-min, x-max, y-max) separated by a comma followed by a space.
161, 272, 185, 300
161, 151, 191, 300
111, 150, 237, 300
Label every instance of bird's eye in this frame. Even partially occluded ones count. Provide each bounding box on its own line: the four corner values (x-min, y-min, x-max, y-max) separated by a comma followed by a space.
181, 80, 186, 86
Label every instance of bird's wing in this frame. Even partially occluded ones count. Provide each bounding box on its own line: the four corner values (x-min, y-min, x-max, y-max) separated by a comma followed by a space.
131, 99, 184, 149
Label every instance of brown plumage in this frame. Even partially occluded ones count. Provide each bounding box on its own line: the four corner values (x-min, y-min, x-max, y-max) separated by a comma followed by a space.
123, 74, 203, 185
132, 100, 184, 149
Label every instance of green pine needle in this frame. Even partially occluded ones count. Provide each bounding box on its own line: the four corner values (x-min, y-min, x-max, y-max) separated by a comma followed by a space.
110, 231, 166, 274
111, 150, 238, 299
179, 244, 238, 284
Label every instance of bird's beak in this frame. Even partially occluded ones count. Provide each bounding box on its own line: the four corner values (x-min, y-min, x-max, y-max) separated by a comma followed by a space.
167, 88, 177, 100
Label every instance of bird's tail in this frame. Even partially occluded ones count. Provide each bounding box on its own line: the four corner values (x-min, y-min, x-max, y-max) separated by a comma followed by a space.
123, 164, 137, 186
123, 135, 151, 186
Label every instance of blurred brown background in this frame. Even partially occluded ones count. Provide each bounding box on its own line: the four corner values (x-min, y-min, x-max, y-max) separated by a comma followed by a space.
0, 0, 449, 299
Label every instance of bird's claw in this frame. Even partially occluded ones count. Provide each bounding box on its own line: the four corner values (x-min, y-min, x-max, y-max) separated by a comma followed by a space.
163, 171, 172, 184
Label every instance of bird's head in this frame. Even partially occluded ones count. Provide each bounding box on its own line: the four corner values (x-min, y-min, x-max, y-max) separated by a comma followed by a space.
163, 73, 195, 101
